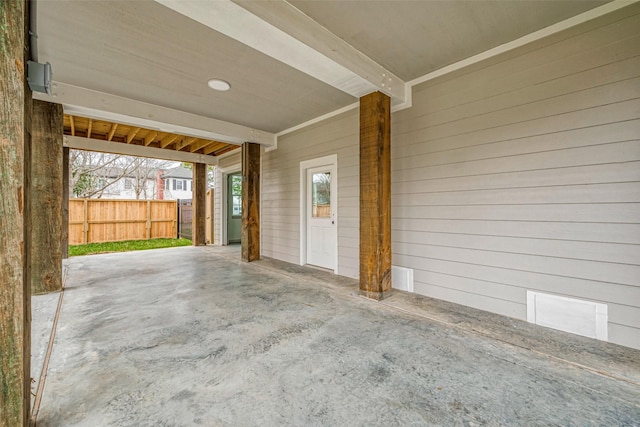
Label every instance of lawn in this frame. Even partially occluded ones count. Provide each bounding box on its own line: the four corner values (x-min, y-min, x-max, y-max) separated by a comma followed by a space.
69, 238, 192, 256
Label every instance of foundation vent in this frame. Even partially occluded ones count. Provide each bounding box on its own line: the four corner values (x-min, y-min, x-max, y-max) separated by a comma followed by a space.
526, 291, 608, 341
392, 266, 414, 293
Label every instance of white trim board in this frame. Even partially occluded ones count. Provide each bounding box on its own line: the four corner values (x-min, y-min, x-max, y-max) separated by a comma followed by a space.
299, 154, 338, 275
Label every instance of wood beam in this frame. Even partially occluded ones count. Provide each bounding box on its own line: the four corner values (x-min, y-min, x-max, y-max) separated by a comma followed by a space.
192, 163, 207, 246
64, 135, 219, 166
0, 0, 31, 424
69, 115, 75, 136
241, 142, 260, 262
31, 100, 64, 295
144, 130, 158, 146
126, 126, 141, 143
107, 122, 118, 141
86, 118, 93, 138
62, 147, 70, 259
359, 91, 391, 300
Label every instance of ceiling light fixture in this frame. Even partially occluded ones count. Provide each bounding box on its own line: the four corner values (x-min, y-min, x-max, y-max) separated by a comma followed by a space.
207, 79, 231, 91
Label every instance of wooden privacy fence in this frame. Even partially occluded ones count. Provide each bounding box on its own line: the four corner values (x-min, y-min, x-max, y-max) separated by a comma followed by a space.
69, 199, 177, 244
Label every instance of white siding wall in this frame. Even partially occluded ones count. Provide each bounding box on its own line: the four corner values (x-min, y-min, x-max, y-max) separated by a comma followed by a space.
262, 109, 360, 277
392, 8, 640, 349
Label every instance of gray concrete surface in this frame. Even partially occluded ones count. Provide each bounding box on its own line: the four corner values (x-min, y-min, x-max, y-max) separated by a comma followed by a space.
34, 246, 640, 426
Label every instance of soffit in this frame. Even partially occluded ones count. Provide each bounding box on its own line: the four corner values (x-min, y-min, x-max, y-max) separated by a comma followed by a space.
37, 0, 355, 134
289, 0, 609, 81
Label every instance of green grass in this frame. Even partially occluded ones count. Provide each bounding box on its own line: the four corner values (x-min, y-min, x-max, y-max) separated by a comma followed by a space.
69, 238, 192, 256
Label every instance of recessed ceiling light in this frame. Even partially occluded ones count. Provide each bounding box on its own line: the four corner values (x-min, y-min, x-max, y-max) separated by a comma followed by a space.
207, 79, 231, 91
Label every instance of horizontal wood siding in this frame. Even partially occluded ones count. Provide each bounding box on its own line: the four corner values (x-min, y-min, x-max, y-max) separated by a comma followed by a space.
262, 110, 360, 277
391, 7, 640, 349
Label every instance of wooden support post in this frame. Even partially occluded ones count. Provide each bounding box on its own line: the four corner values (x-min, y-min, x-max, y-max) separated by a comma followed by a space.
0, 0, 32, 424
241, 142, 260, 262
62, 147, 70, 259
359, 91, 392, 300
31, 100, 64, 295
192, 163, 207, 246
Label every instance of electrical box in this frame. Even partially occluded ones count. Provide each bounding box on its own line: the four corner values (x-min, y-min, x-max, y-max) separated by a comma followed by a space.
27, 61, 52, 95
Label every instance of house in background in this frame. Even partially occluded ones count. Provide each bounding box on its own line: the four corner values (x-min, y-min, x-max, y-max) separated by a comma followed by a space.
72, 166, 158, 200
160, 166, 193, 200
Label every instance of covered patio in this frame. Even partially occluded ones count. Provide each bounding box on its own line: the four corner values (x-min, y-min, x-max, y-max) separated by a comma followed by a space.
32, 247, 640, 425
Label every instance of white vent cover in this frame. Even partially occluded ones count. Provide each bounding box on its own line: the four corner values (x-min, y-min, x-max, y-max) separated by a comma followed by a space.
392, 266, 414, 293
527, 291, 608, 341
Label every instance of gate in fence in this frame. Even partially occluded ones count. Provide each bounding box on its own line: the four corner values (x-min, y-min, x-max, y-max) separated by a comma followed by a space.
177, 199, 193, 240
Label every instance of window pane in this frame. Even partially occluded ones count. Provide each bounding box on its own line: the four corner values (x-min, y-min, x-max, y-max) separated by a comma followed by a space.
312, 172, 330, 218
231, 175, 242, 216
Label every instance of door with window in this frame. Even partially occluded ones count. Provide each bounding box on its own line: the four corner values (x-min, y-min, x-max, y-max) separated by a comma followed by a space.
306, 166, 336, 270
227, 173, 242, 244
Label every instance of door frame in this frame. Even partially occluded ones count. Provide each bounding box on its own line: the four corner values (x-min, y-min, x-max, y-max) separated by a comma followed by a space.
220, 164, 241, 245
300, 154, 338, 274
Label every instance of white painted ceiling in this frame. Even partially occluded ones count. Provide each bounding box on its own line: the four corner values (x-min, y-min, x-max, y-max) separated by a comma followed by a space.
289, 0, 608, 81
36, 0, 610, 143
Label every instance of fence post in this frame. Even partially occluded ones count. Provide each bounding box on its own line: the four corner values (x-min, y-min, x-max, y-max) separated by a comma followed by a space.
83, 198, 89, 244
146, 200, 151, 240
176, 199, 180, 238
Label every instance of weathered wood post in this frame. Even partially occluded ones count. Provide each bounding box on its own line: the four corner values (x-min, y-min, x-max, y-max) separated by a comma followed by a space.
241, 142, 260, 262
192, 163, 207, 245
0, 0, 32, 424
31, 100, 64, 294
359, 91, 392, 299
62, 147, 70, 259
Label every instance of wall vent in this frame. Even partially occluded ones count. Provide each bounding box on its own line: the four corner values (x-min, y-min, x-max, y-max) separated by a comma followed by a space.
526, 291, 608, 341
392, 266, 414, 293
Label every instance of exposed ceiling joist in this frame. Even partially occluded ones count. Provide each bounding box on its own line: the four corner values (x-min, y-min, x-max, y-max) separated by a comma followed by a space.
107, 123, 118, 141
33, 82, 276, 146
176, 137, 197, 151
64, 135, 220, 166
144, 131, 158, 146
126, 127, 141, 143
189, 139, 216, 153
69, 116, 75, 136
160, 134, 179, 149
155, 0, 406, 102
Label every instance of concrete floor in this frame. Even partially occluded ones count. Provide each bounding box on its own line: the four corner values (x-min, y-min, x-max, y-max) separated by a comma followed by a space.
33, 246, 640, 426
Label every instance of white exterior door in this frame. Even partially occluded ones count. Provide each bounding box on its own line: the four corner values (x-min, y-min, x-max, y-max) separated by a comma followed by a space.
306, 166, 336, 270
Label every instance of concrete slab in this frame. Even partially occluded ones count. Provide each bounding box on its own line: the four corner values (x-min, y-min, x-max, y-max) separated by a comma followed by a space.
36, 246, 640, 426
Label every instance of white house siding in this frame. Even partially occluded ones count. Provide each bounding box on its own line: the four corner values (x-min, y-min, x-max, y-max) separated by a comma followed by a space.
391, 7, 640, 349
214, 150, 242, 245
262, 109, 360, 278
